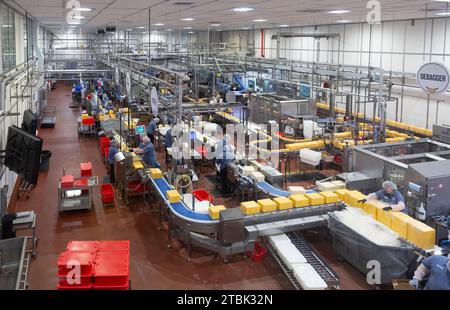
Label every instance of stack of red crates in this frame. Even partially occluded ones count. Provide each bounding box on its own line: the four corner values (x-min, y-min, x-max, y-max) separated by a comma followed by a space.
57, 240, 130, 290
80, 162, 93, 177
60, 175, 75, 188
100, 137, 110, 159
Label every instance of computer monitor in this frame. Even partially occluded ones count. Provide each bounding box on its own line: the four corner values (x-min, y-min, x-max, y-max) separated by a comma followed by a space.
135, 125, 145, 135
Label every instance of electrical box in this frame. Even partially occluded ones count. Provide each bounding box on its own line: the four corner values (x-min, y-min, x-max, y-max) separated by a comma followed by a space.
218, 208, 245, 244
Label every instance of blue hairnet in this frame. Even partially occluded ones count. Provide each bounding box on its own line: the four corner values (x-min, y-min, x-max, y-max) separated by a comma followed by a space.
383, 181, 397, 191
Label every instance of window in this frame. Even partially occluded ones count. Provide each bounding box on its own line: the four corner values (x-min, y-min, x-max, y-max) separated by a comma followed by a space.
1, 4, 16, 73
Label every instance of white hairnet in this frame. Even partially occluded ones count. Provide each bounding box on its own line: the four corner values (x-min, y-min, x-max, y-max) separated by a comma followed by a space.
142, 136, 151, 144
383, 181, 397, 191
154, 118, 160, 123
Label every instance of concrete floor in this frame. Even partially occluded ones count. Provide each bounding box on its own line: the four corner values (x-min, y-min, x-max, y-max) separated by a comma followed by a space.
15, 84, 372, 290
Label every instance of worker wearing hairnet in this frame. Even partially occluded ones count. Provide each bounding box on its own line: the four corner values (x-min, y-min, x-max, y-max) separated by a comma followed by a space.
409, 254, 450, 290
366, 181, 406, 213
133, 136, 160, 168
147, 117, 159, 144
215, 134, 235, 194
164, 127, 173, 164
107, 140, 119, 184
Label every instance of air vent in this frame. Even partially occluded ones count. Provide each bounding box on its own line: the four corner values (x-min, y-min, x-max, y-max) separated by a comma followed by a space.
174, 2, 194, 5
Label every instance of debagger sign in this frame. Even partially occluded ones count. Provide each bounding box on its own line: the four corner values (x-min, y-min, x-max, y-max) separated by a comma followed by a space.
417, 62, 450, 95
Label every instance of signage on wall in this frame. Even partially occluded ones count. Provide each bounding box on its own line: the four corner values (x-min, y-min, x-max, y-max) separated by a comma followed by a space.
125, 72, 131, 95
417, 62, 450, 95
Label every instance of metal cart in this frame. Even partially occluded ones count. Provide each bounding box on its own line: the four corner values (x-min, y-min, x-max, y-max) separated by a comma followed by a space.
0, 237, 31, 290
13, 211, 38, 257
40, 106, 56, 128
58, 176, 98, 212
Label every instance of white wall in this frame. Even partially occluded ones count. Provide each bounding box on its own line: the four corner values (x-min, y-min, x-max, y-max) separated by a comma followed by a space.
203, 18, 450, 129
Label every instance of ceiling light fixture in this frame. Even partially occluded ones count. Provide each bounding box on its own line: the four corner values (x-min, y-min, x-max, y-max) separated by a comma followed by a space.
252, 19, 267, 22
136, 26, 145, 29
209, 23, 221, 27
184, 26, 192, 29
74, 8, 92, 12
336, 20, 351, 23
328, 10, 351, 14
279, 24, 290, 27
242, 27, 250, 30
437, 12, 450, 16
72, 16, 85, 19
232, 7, 254, 12
181, 18, 195, 21
188, 31, 195, 34
153, 23, 165, 26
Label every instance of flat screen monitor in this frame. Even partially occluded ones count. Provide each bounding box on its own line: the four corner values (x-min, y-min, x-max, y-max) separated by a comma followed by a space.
21, 109, 38, 135
4, 126, 43, 185
135, 125, 145, 135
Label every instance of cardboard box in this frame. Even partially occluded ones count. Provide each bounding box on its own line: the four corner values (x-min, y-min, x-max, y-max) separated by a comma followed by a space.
209, 205, 226, 220
346, 191, 366, 208
407, 219, 436, 250
166, 190, 181, 203
334, 189, 351, 201
273, 197, 294, 210
240, 201, 260, 215
290, 195, 310, 208
257, 199, 277, 213
304, 193, 325, 206
150, 168, 163, 179
319, 191, 339, 204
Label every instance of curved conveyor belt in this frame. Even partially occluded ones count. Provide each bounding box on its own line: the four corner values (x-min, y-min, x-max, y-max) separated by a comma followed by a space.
257, 182, 291, 197
151, 177, 217, 224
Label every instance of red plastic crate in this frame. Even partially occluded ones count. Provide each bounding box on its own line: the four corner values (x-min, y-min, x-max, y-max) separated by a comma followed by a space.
57, 284, 92, 290
58, 275, 92, 288
57, 251, 95, 277
92, 252, 130, 287
100, 184, 115, 204
74, 179, 89, 187
100, 137, 110, 149
80, 162, 93, 177
61, 175, 75, 188
82, 117, 95, 126
127, 181, 147, 193
98, 241, 130, 252
246, 242, 267, 262
66, 241, 99, 253
193, 189, 214, 204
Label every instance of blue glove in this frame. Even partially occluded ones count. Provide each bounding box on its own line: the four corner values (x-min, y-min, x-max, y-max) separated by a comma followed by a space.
409, 278, 419, 289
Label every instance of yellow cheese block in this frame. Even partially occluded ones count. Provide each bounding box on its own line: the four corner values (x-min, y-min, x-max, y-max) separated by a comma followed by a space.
240, 201, 261, 215
304, 193, 325, 206
166, 190, 181, 203
407, 219, 436, 250
150, 168, 163, 179
319, 191, 339, 204
273, 197, 294, 210
376, 207, 392, 228
390, 212, 415, 239
209, 205, 226, 220
346, 191, 366, 208
363, 202, 378, 219
334, 189, 351, 201
132, 161, 144, 170
257, 199, 277, 213
289, 195, 310, 208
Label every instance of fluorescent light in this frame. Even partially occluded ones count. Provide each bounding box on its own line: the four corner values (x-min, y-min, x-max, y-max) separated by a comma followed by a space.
209, 23, 221, 27
232, 7, 254, 12
166, 29, 172, 32
74, 8, 92, 12
153, 23, 164, 26
437, 12, 450, 16
184, 26, 192, 29
127, 29, 132, 31
252, 19, 267, 22
336, 20, 351, 23
279, 24, 290, 27
188, 31, 195, 34
72, 15, 85, 19
242, 27, 250, 30
181, 18, 195, 21
136, 26, 145, 29
329, 10, 350, 14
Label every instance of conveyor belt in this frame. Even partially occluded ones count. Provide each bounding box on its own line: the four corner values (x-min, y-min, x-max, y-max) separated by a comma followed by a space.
265, 241, 302, 290
286, 232, 340, 289
257, 182, 291, 197
150, 176, 216, 224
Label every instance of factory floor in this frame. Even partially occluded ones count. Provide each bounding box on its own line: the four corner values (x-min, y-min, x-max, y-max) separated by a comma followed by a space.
14, 84, 372, 290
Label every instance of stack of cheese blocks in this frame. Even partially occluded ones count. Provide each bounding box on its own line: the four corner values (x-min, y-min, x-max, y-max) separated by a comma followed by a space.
267, 234, 327, 290
342, 189, 436, 250
239, 191, 340, 216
